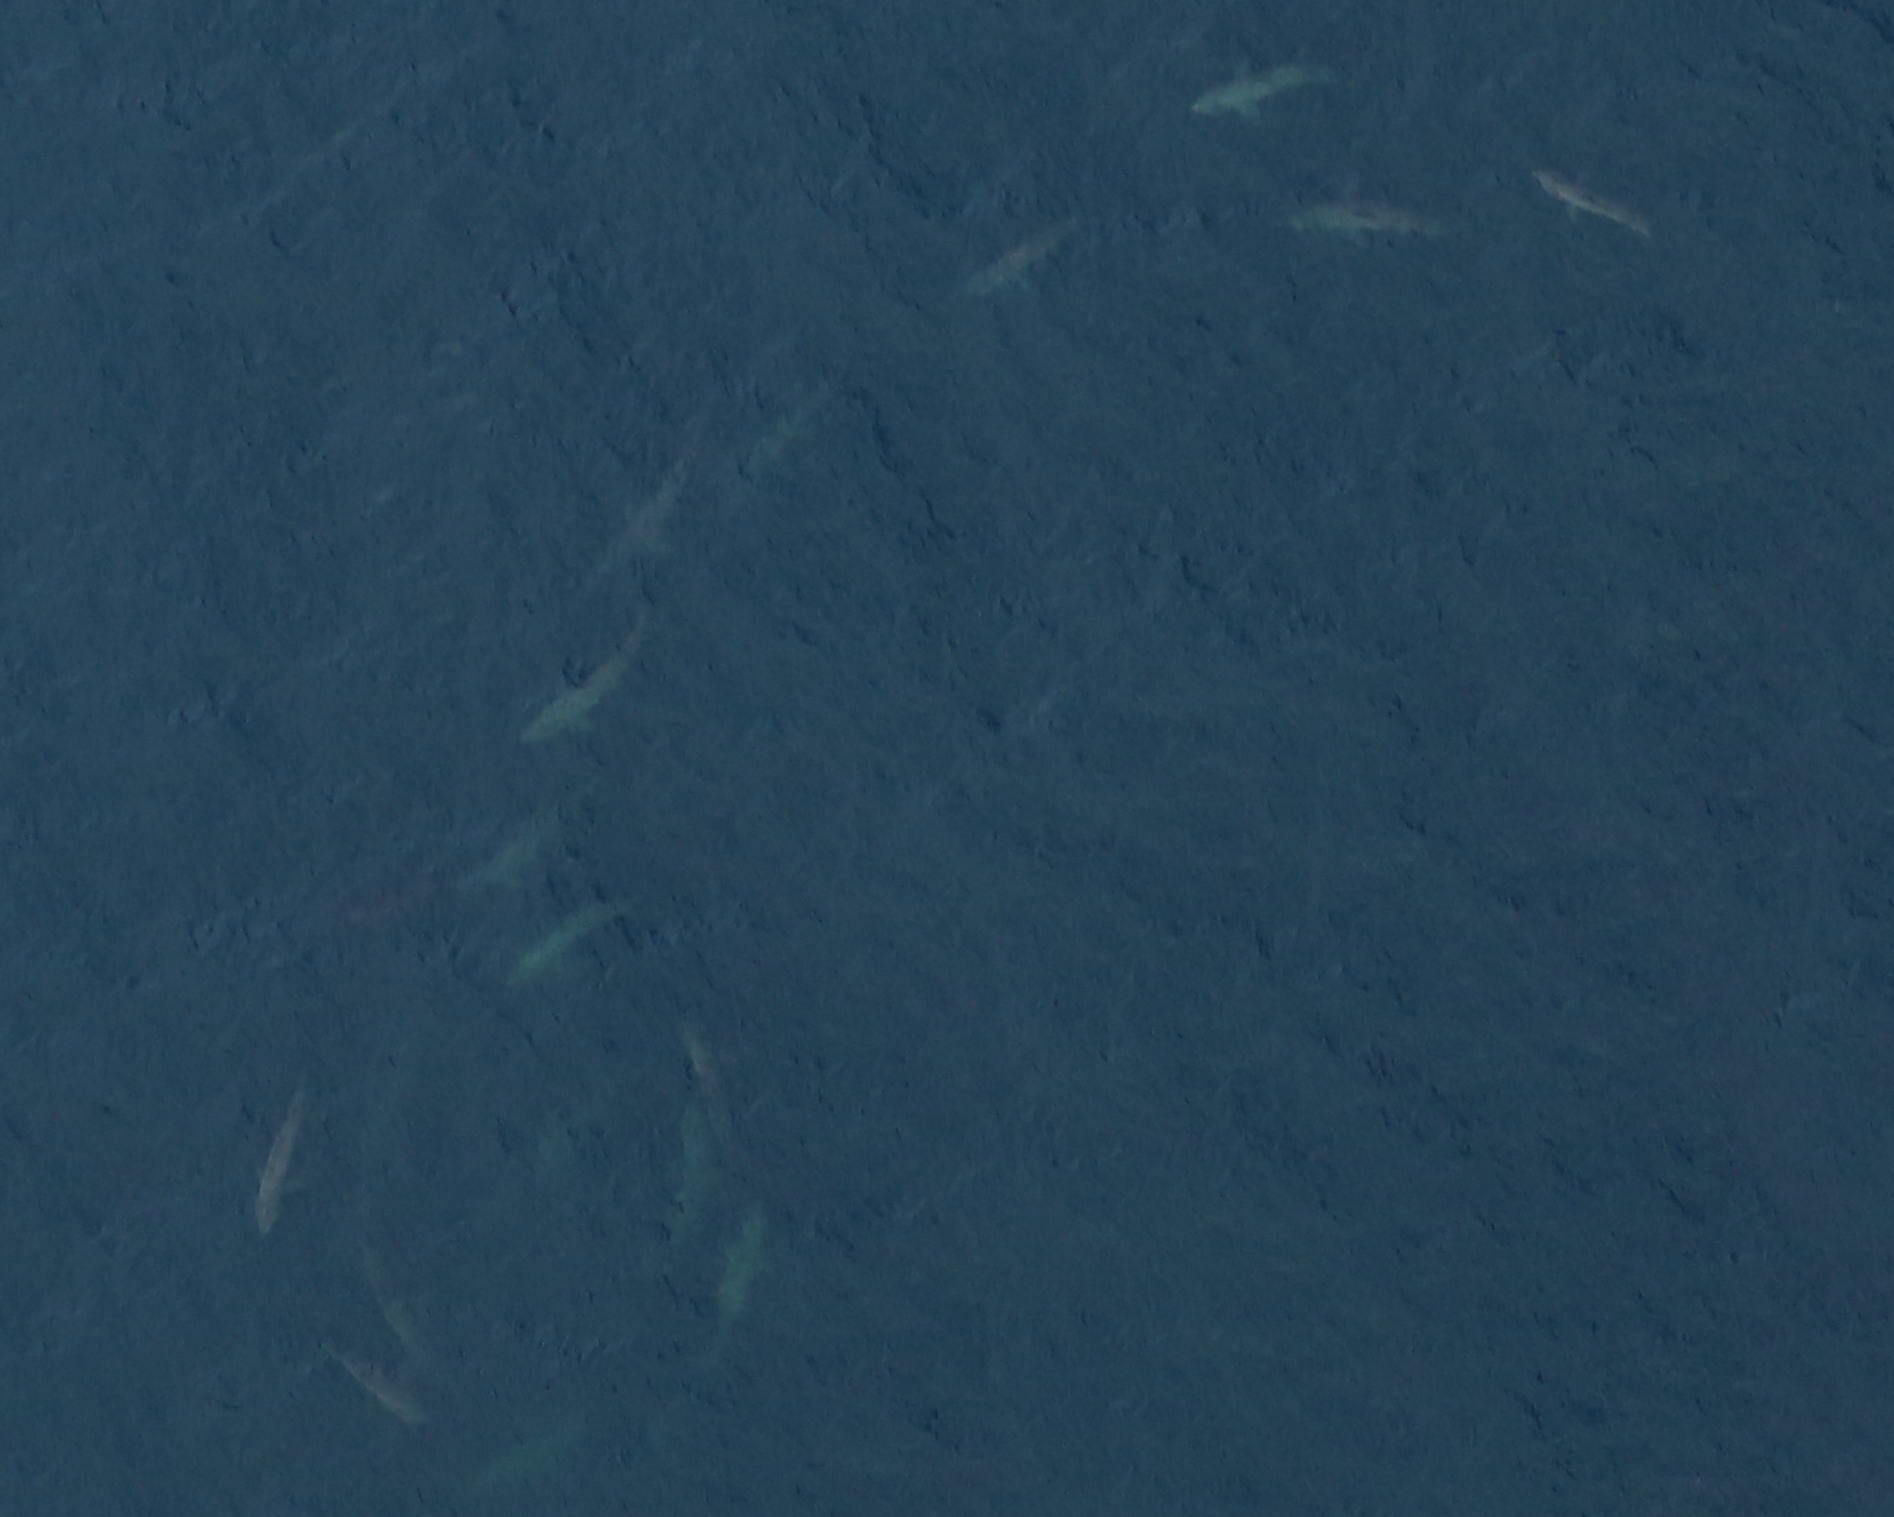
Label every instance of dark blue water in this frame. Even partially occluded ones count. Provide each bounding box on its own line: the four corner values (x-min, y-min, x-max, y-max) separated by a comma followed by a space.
3, 1, 1890, 1511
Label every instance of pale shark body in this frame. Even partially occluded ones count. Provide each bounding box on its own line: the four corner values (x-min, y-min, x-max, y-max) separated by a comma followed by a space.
1191, 64, 1331, 119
